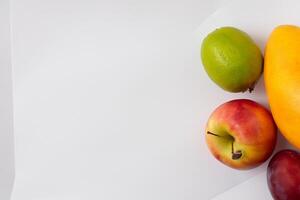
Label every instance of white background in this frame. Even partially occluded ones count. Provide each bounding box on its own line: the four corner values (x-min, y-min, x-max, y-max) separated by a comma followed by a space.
0, 0, 14, 199
10, 0, 232, 200
7, 0, 298, 199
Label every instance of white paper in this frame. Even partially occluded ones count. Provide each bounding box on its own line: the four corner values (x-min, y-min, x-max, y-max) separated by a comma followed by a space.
10, 0, 300, 199
11, 0, 300, 199
196, 0, 300, 198
10, 0, 229, 200
212, 171, 272, 200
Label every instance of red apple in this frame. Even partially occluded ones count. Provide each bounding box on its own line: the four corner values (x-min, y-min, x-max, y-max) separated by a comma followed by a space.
267, 150, 300, 200
205, 99, 277, 170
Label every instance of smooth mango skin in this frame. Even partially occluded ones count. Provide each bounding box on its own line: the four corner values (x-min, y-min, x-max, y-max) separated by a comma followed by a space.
201, 27, 263, 92
265, 25, 300, 149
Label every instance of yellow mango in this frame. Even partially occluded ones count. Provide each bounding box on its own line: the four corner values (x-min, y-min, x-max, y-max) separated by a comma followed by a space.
265, 25, 300, 148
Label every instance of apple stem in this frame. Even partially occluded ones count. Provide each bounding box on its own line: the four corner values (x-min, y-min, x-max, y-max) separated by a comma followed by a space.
231, 142, 242, 160
206, 131, 221, 137
206, 131, 243, 160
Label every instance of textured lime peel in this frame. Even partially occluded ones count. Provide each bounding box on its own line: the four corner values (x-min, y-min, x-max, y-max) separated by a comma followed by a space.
201, 27, 263, 93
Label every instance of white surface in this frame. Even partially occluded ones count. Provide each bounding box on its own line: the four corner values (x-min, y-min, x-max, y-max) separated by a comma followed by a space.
197, 0, 300, 199
0, 0, 14, 199
9, 0, 300, 199
10, 0, 228, 200
213, 171, 273, 200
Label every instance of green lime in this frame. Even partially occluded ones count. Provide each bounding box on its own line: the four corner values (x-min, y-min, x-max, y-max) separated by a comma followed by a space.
201, 27, 263, 92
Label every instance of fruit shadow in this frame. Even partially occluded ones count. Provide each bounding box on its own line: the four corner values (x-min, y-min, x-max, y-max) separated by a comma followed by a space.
251, 33, 267, 95
252, 34, 266, 55
253, 73, 266, 96
274, 130, 295, 153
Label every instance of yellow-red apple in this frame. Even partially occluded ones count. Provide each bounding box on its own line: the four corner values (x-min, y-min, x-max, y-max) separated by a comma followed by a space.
205, 99, 277, 170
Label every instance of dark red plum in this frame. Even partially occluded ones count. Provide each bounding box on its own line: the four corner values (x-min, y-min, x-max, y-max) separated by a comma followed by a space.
267, 150, 300, 200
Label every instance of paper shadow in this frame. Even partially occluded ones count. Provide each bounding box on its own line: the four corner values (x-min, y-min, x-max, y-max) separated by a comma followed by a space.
0, 0, 15, 199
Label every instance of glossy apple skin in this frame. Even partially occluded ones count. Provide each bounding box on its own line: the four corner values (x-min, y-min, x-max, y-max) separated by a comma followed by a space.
206, 99, 277, 170
267, 150, 300, 200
